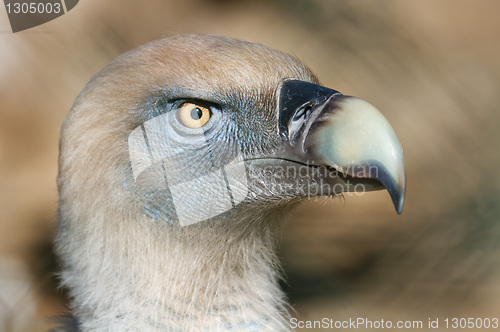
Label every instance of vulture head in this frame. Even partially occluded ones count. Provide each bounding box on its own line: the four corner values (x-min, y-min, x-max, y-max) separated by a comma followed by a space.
56, 34, 405, 331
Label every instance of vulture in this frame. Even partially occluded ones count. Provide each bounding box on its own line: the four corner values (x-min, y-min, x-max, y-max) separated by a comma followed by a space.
55, 34, 406, 331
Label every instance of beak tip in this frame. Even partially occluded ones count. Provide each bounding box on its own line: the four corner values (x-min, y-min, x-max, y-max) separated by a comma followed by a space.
390, 182, 406, 215
395, 197, 404, 214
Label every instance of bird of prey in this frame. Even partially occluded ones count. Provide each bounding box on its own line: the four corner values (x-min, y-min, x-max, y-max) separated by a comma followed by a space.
55, 34, 405, 331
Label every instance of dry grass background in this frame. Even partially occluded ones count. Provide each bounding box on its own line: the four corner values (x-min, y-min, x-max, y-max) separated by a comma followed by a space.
0, 0, 499, 331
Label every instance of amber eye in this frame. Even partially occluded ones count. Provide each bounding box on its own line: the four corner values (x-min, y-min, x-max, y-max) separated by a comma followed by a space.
177, 102, 212, 129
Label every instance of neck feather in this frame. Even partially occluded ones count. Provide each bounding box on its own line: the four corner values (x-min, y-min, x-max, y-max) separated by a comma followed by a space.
57, 207, 293, 331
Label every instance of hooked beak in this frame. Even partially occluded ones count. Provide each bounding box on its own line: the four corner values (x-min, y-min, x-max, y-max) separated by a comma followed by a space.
277, 80, 406, 213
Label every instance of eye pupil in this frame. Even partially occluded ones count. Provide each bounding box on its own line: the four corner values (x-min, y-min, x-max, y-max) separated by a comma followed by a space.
177, 102, 212, 129
191, 108, 203, 120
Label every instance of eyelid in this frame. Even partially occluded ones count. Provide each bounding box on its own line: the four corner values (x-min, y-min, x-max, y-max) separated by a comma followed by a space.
171, 98, 220, 111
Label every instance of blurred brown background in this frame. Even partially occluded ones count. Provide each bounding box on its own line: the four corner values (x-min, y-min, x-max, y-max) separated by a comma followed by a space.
1, 0, 499, 331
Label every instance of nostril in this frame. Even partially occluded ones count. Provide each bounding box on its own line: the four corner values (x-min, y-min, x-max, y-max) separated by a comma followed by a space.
293, 104, 313, 122
304, 105, 312, 118
289, 103, 315, 143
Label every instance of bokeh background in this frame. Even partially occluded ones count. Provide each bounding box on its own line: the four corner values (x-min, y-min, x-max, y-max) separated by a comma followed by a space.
1, 0, 499, 331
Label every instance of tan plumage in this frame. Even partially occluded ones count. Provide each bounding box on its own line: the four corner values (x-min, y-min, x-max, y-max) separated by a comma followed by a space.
57, 35, 316, 331
56, 34, 405, 331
